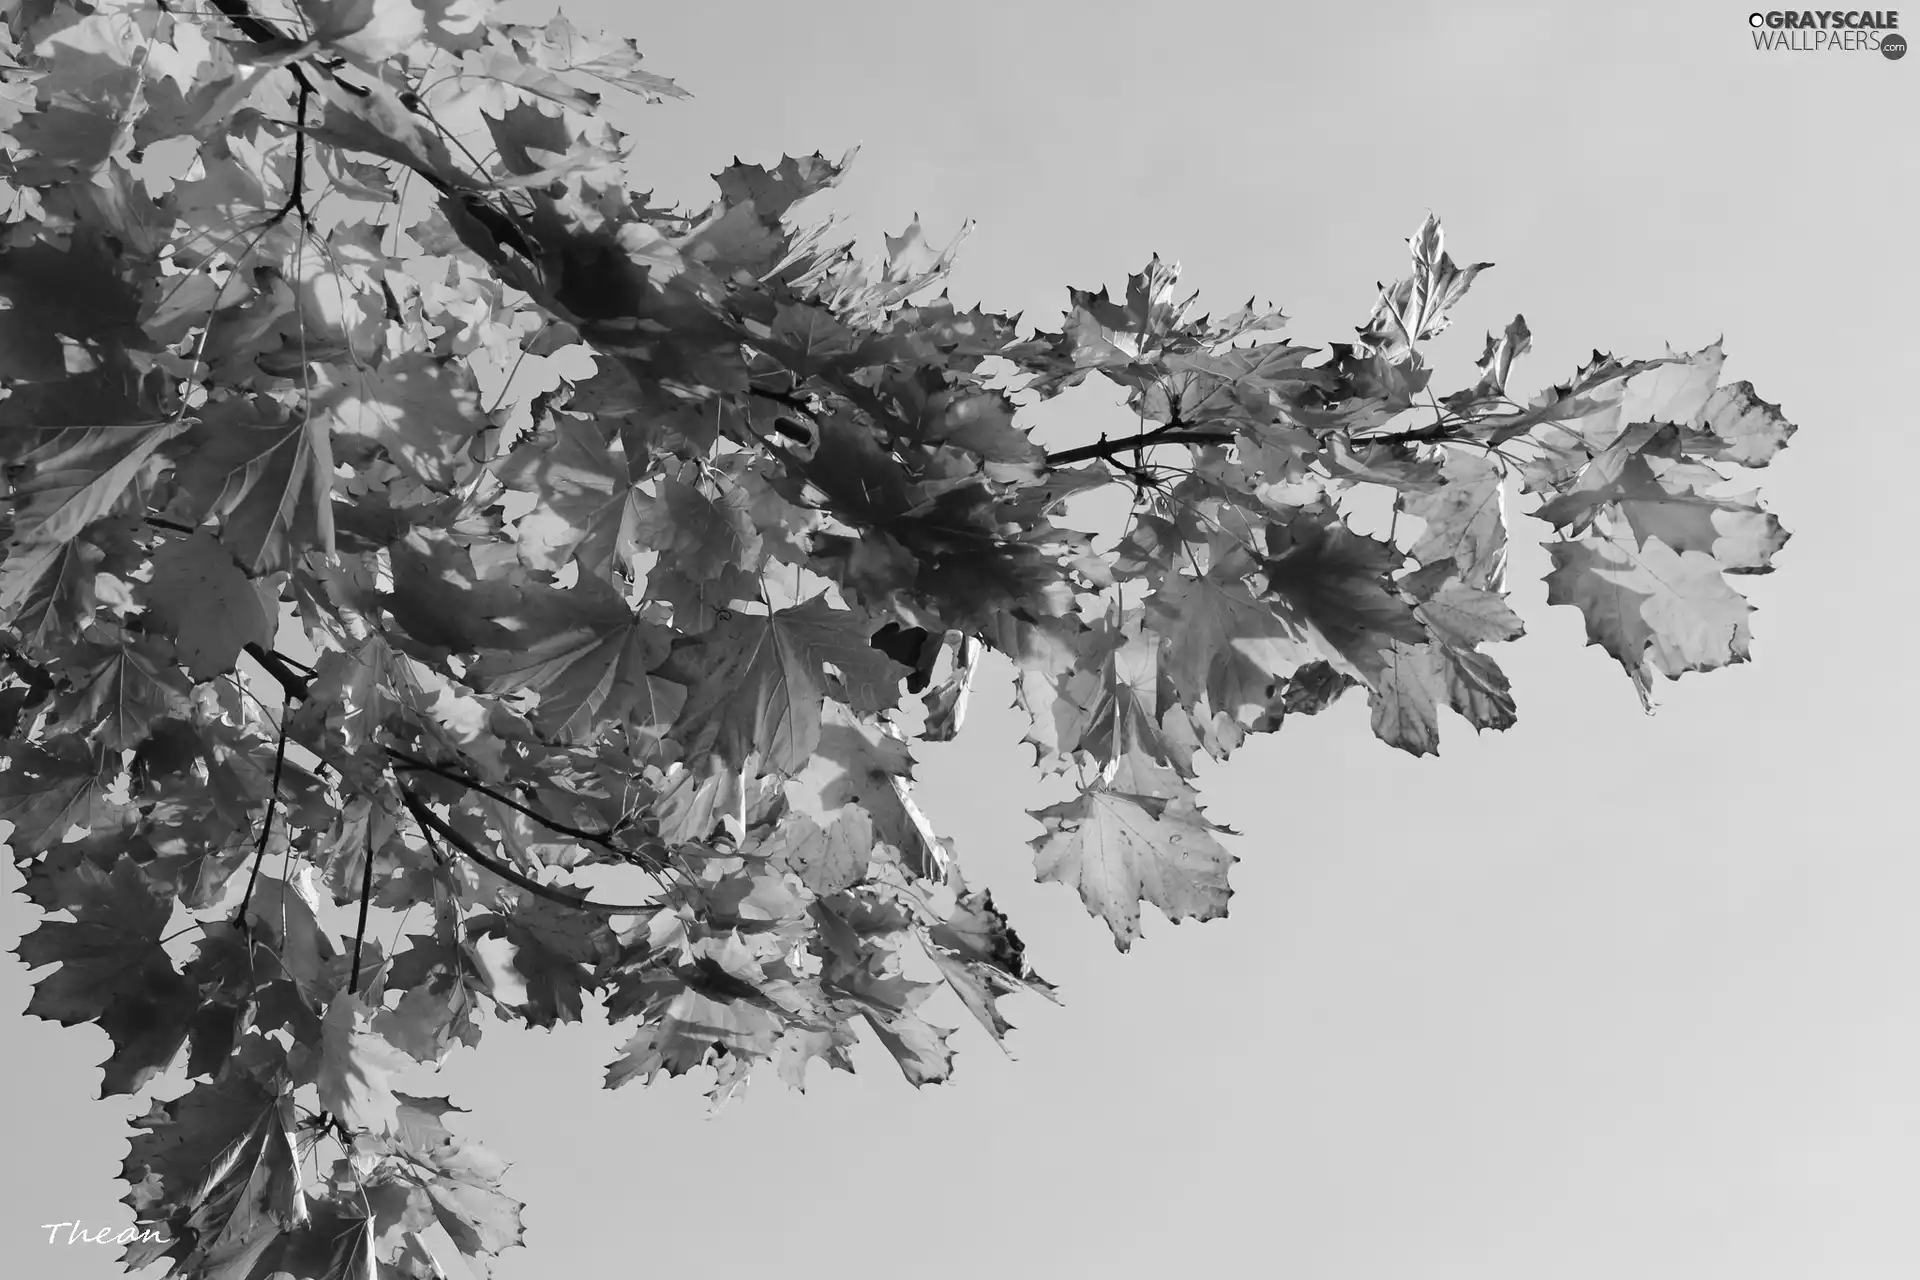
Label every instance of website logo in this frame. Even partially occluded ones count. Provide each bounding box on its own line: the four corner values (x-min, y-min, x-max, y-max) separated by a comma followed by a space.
1747, 9, 1904, 53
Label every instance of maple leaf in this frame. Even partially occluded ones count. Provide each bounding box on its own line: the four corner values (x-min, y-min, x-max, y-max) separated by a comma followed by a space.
1362, 568, 1524, 755
604, 1004, 779, 1088
465, 892, 613, 1027
15, 854, 199, 1093
4, 532, 104, 654
315, 353, 485, 492
1028, 786, 1236, 951
776, 1021, 860, 1091
59, 629, 193, 751
1251, 659, 1358, 732
1412, 573, 1526, 649
1442, 314, 1533, 417
0, 235, 147, 392
165, 398, 337, 574
243, 1205, 376, 1280
1064, 624, 1194, 794
627, 461, 765, 580
858, 1004, 954, 1086
1517, 345, 1734, 498
1544, 529, 1757, 707
0, 423, 186, 628
1148, 560, 1309, 727
495, 415, 644, 577
16, 854, 173, 1023
505, 11, 688, 102
139, 531, 276, 681
766, 806, 874, 896
0, 736, 118, 853
1532, 425, 1789, 574
309, 65, 467, 190
655, 595, 909, 775
1142, 343, 1326, 428
288, 637, 403, 790
805, 928, 956, 1086
1473, 351, 1675, 450
119, 1068, 298, 1272
1021, 255, 1204, 396
806, 215, 976, 328
466, 576, 683, 743
1402, 449, 1510, 591
1260, 506, 1427, 678
244, 870, 342, 1015
298, 0, 427, 63
153, 1090, 308, 1279
1681, 381, 1797, 468
378, 910, 486, 1062
784, 703, 945, 879
359, 1094, 525, 1279
311, 990, 412, 1136
924, 883, 1056, 1043
375, 970, 482, 1063
1, 423, 183, 548
1359, 214, 1493, 362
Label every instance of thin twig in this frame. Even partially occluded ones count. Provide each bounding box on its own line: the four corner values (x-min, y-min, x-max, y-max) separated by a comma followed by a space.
265, 79, 311, 228
145, 515, 199, 536
240, 647, 661, 914
245, 643, 311, 699
400, 789, 658, 916
385, 746, 664, 873
235, 692, 291, 925
348, 821, 374, 994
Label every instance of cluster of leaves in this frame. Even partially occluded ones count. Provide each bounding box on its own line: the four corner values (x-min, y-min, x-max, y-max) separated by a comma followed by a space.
0, 0, 1795, 1276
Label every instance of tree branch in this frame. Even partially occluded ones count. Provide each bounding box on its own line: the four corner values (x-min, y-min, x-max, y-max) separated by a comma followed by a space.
1045, 426, 1236, 467
207, 0, 293, 50
265, 78, 311, 229
242, 647, 664, 914
385, 746, 666, 874
244, 643, 310, 700
234, 692, 291, 927
1045, 411, 1475, 467
206, 0, 538, 265
399, 789, 658, 917
1353, 419, 1466, 446
348, 822, 374, 995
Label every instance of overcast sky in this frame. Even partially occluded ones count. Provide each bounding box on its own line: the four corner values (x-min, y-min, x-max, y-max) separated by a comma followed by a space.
5, 2, 1918, 1278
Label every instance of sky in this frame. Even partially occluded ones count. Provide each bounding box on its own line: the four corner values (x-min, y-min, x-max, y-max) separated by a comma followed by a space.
4, 1, 1919, 1278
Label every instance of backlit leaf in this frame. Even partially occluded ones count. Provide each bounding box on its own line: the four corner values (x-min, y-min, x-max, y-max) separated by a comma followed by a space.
1028, 787, 1235, 951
